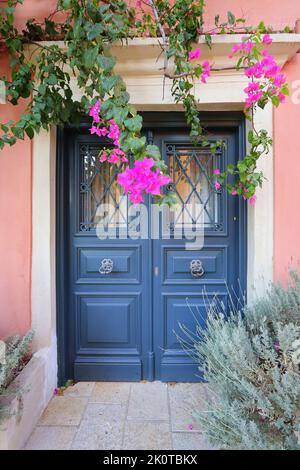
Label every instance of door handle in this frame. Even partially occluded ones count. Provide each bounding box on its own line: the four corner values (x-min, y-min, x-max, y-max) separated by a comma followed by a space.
190, 259, 205, 278
99, 258, 114, 274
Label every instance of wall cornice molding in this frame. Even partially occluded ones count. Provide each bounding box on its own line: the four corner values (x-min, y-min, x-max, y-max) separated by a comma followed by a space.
27, 33, 300, 76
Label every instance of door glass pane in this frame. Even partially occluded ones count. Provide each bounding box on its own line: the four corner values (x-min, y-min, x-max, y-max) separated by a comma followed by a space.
167, 143, 223, 231
79, 144, 128, 232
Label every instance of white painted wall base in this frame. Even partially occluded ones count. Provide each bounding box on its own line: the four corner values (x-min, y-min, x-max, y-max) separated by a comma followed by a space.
0, 340, 57, 450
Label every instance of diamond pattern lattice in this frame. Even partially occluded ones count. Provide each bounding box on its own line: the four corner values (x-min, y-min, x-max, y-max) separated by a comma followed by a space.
79, 144, 128, 231
166, 143, 223, 231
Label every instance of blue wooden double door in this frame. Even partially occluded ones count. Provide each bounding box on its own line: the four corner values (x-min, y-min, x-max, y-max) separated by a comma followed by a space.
59, 113, 246, 383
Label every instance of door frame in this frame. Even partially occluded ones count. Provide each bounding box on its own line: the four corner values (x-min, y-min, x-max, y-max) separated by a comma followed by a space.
56, 111, 247, 385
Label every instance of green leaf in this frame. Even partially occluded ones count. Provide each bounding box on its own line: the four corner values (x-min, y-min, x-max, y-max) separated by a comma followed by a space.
101, 76, 119, 93
45, 19, 58, 37
227, 11, 236, 25
271, 95, 280, 107
97, 55, 116, 71
62, 0, 71, 9
87, 23, 104, 40
236, 57, 243, 69
248, 130, 254, 144
227, 164, 235, 174
123, 136, 146, 154
194, 66, 202, 78
111, 106, 129, 124
257, 21, 266, 33
25, 126, 34, 139
124, 115, 143, 133
83, 47, 99, 69
205, 34, 212, 48
48, 74, 58, 85
145, 145, 161, 160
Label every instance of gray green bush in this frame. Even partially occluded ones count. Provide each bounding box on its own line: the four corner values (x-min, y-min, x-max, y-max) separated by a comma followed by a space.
0, 330, 33, 422
184, 272, 300, 450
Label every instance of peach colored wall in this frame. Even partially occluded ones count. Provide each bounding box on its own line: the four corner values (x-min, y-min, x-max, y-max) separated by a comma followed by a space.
0, 53, 32, 337
0, 1, 299, 337
274, 53, 300, 283
10, 0, 300, 31
203, 0, 299, 30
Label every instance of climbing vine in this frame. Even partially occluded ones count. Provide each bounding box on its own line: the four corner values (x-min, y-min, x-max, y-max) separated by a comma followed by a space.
0, 0, 289, 204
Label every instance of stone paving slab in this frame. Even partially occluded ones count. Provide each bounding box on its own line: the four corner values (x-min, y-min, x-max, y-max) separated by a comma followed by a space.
38, 396, 88, 426
127, 382, 169, 421
24, 381, 213, 450
71, 421, 124, 450
24, 426, 77, 450
168, 382, 208, 432
172, 432, 213, 450
90, 382, 131, 404
123, 421, 172, 450
63, 381, 95, 398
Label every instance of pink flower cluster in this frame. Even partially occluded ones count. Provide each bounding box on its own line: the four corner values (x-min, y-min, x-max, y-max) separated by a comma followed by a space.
244, 82, 263, 109
229, 39, 255, 58
99, 147, 128, 164
89, 99, 101, 123
201, 60, 211, 83
89, 100, 127, 164
117, 157, 170, 204
231, 183, 257, 204
229, 34, 287, 109
229, 34, 272, 59
188, 48, 211, 83
244, 50, 287, 105
214, 169, 221, 190
188, 48, 201, 61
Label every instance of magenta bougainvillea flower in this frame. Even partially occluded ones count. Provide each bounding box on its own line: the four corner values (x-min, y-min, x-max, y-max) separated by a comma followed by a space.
188, 48, 201, 61
107, 119, 121, 147
89, 125, 109, 137
262, 33, 272, 45
244, 49, 287, 108
201, 60, 211, 83
188, 48, 211, 83
228, 38, 255, 58
88, 102, 126, 164
88, 99, 101, 123
118, 157, 170, 204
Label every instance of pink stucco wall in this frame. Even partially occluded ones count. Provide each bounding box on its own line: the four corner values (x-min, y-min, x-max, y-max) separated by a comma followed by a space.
0, 1, 299, 336
274, 53, 300, 283
0, 53, 32, 337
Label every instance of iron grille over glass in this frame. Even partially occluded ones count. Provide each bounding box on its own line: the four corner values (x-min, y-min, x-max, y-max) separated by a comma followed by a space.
79, 141, 224, 233
166, 143, 223, 231
79, 144, 129, 231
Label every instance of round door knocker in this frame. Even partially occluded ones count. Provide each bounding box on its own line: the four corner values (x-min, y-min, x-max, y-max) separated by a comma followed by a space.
190, 259, 205, 278
99, 258, 113, 275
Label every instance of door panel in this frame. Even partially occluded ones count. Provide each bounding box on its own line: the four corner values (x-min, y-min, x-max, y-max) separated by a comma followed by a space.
158, 292, 229, 381
162, 246, 227, 284
151, 128, 239, 381
68, 134, 150, 381
76, 245, 142, 284
59, 113, 246, 383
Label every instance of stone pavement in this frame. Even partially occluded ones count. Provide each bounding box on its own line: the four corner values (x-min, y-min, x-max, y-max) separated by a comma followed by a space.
24, 381, 213, 450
